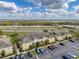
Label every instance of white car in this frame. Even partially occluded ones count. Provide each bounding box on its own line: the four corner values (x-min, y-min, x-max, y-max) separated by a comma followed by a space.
68, 52, 77, 58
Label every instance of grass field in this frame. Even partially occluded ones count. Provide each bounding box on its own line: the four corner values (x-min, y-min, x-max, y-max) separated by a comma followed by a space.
4, 32, 32, 37
0, 26, 58, 30
0, 26, 59, 37
0, 20, 79, 26
0, 25, 66, 38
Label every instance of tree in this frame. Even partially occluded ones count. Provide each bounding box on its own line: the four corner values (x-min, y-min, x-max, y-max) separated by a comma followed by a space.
10, 33, 22, 52
10, 33, 20, 44
71, 29, 79, 39
49, 32, 53, 35
17, 43, 23, 52
29, 42, 37, 49
45, 39, 49, 45
1, 50, 5, 57
0, 30, 4, 36
36, 42, 41, 47
53, 32, 56, 36
12, 46, 17, 54
43, 30, 48, 33
64, 36, 68, 40
41, 41, 45, 46
29, 45, 34, 50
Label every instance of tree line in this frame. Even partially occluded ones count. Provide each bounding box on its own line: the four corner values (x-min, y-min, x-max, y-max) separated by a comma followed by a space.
0, 20, 79, 26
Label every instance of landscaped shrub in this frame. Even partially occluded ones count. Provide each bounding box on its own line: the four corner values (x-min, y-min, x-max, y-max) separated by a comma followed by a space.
45, 39, 49, 45
0, 50, 5, 57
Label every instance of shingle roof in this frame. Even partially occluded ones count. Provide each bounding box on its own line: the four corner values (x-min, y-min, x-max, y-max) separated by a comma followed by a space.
21, 32, 48, 43
0, 37, 12, 49
21, 30, 69, 43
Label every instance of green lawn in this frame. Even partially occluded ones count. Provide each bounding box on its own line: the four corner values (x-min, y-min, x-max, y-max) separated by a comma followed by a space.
0, 26, 59, 37
31, 50, 37, 56
77, 48, 79, 51
4, 32, 32, 38
0, 26, 58, 30
75, 57, 79, 59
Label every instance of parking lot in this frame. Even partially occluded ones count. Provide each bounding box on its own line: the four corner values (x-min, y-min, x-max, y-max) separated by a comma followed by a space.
37, 40, 79, 59
8, 40, 79, 59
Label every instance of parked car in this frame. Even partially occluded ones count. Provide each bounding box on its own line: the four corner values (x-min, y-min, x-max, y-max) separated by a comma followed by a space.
35, 48, 41, 54
62, 52, 77, 59
59, 43, 65, 46
52, 45, 58, 48
35, 48, 44, 54
48, 46, 54, 50
54, 45, 58, 48
14, 55, 20, 59
48, 45, 57, 50
19, 54, 24, 59
39, 48, 44, 53
68, 52, 77, 58
69, 39, 75, 43
62, 55, 71, 59
27, 52, 33, 57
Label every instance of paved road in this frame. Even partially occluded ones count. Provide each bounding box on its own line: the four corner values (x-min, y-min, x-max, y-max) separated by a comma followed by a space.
23, 53, 37, 59
60, 25, 79, 28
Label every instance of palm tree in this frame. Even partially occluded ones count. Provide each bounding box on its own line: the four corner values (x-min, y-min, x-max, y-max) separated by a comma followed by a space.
10, 33, 20, 44
10, 33, 22, 52
12, 45, 17, 54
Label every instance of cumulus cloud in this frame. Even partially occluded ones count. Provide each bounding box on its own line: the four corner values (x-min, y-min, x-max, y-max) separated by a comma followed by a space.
73, 5, 79, 13
0, 1, 33, 16
62, 3, 69, 9
35, 0, 65, 9
0, 1, 21, 13
63, 0, 77, 9
26, 0, 70, 16
25, 0, 65, 9
0, 0, 78, 19
28, 0, 77, 10
68, 0, 77, 3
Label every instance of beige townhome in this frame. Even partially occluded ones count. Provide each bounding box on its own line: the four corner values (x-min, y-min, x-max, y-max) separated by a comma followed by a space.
22, 32, 48, 50
0, 35, 13, 56
22, 32, 56, 50
22, 31, 72, 50
52, 30, 72, 41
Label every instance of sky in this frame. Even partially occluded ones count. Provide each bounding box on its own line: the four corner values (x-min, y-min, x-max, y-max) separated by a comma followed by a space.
0, 0, 79, 20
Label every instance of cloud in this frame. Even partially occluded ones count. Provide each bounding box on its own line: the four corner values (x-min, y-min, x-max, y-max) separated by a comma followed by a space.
34, 0, 65, 9
0, 0, 79, 20
0, 1, 33, 15
68, 0, 77, 3
62, 3, 69, 9
0, 1, 21, 13
73, 5, 79, 13
25, 0, 65, 9
62, 0, 77, 9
